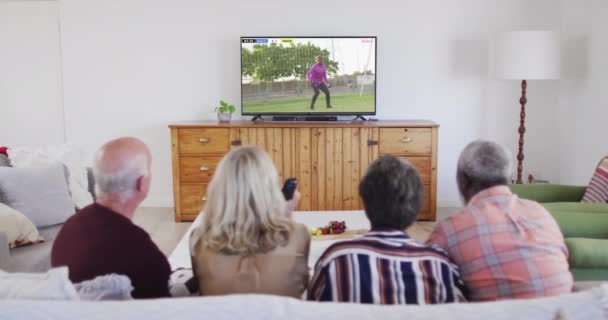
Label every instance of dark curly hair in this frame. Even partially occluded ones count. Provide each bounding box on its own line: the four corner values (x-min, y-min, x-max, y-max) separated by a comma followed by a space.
359, 155, 424, 230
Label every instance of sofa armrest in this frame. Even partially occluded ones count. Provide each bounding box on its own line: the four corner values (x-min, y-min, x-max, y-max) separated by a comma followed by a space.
510, 184, 587, 203
0, 232, 9, 270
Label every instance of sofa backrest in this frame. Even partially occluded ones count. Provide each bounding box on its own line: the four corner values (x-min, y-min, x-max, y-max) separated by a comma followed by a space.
1, 285, 607, 320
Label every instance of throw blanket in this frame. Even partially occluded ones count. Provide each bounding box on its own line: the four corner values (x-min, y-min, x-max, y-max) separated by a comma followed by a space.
8, 144, 93, 209
582, 157, 608, 203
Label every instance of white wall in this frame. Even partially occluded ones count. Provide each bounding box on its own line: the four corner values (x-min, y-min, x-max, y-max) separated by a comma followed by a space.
3, 0, 564, 207
558, 0, 608, 185
0, 1, 64, 146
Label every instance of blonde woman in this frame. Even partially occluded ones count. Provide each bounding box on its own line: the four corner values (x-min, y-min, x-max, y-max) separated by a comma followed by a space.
189, 146, 310, 298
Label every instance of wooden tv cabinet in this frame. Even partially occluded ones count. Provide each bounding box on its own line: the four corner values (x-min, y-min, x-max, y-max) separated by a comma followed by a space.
169, 120, 439, 222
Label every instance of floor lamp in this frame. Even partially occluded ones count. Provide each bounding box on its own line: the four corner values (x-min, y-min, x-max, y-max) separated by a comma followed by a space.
494, 31, 560, 184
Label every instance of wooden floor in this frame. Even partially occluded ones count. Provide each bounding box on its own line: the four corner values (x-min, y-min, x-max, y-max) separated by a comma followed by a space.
133, 207, 459, 256
132, 208, 192, 256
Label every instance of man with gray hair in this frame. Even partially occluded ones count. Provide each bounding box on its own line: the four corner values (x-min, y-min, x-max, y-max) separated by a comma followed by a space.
427, 140, 573, 301
52, 137, 171, 298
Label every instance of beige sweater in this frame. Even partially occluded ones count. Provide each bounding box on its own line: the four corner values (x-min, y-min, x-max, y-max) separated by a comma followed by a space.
190, 223, 310, 298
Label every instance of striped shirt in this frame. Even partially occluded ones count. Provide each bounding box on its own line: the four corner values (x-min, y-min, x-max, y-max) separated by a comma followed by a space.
307, 230, 466, 304
426, 186, 573, 301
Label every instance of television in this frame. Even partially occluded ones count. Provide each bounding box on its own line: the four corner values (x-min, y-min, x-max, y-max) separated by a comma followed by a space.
241, 36, 376, 117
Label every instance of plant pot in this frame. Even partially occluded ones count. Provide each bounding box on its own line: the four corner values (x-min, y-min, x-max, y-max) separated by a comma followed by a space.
217, 112, 232, 123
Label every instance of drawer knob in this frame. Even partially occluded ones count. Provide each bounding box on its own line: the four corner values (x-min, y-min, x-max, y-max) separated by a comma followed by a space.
200, 166, 210, 171
199, 137, 210, 143
201, 196, 208, 201
401, 137, 412, 143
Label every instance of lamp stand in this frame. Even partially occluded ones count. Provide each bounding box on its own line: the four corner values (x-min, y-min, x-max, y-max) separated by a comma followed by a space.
516, 79, 527, 184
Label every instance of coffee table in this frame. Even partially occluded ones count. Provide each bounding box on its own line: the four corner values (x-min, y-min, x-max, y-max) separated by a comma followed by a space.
168, 210, 370, 272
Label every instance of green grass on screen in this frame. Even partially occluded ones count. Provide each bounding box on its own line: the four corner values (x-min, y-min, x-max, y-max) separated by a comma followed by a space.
243, 92, 375, 114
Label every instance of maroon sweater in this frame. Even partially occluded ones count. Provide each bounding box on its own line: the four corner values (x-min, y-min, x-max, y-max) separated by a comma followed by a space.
51, 203, 171, 299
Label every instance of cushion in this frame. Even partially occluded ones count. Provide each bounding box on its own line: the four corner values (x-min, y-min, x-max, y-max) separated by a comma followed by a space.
565, 238, 608, 268
0, 203, 44, 248
0, 147, 9, 167
511, 184, 587, 203
8, 144, 94, 209
0, 164, 75, 227
6, 225, 62, 273
0, 267, 79, 300
582, 157, 608, 203
0, 154, 9, 167
570, 268, 608, 281
74, 274, 133, 301
543, 202, 608, 213
541, 210, 608, 239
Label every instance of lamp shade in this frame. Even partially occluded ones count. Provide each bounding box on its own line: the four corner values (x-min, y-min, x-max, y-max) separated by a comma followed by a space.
494, 31, 561, 80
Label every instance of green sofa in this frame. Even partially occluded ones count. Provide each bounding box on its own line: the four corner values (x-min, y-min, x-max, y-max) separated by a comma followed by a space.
510, 184, 608, 281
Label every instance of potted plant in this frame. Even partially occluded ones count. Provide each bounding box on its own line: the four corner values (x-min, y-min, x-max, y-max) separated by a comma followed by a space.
215, 100, 236, 123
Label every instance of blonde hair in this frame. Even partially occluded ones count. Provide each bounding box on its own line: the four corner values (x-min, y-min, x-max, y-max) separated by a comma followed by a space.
201, 146, 293, 255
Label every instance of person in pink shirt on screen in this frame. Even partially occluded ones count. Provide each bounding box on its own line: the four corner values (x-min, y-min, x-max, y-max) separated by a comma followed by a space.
307, 56, 333, 110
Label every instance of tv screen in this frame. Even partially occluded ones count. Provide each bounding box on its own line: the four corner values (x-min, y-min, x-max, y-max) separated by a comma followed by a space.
241, 36, 376, 115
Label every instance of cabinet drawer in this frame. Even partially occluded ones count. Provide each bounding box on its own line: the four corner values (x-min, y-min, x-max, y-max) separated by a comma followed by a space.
179, 156, 222, 183
379, 128, 432, 155
398, 156, 432, 184
178, 128, 230, 154
180, 184, 209, 214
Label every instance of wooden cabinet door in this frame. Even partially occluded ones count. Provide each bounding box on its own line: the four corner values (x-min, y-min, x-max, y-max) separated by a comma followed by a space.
282, 128, 312, 211
235, 127, 283, 180
231, 127, 313, 211
359, 127, 379, 208
341, 128, 358, 210
310, 127, 378, 211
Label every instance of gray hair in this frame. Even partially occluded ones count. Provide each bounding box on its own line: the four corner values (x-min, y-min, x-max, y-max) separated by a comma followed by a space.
93, 154, 149, 203
359, 155, 423, 230
457, 140, 513, 202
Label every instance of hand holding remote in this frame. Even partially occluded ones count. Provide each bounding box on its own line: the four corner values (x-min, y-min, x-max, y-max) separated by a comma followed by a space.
286, 190, 301, 212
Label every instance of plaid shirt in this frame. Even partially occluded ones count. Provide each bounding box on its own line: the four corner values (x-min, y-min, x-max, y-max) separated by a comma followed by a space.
308, 230, 466, 304
427, 186, 573, 301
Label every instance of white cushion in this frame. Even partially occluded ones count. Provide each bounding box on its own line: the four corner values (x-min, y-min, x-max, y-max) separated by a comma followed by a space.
8, 144, 93, 209
0, 203, 43, 248
0, 267, 79, 300
0, 164, 75, 227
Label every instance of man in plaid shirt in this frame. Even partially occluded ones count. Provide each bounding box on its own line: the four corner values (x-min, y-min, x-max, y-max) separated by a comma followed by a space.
427, 140, 573, 301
